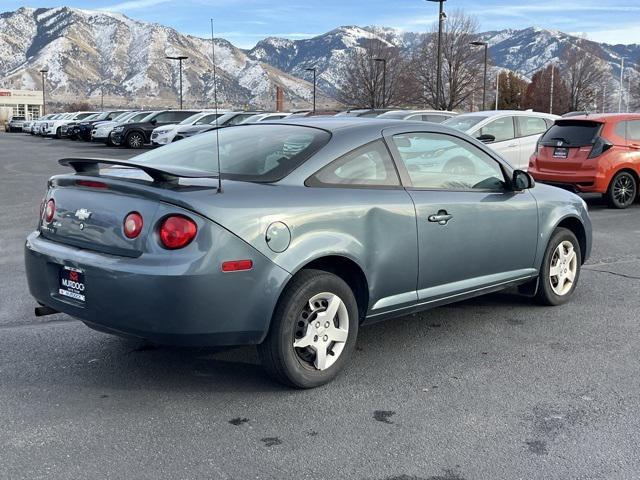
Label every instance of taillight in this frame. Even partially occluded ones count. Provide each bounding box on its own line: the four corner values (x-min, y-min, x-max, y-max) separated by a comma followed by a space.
44, 199, 55, 222
123, 212, 143, 239
588, 137, 613, 159
535, 141, 543, 156
159, 215, 197, 249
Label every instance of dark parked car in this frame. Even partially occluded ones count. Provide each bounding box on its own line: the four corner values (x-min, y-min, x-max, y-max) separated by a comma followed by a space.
72, 111, 129, 141
179, 111, 265, 139
112, 110, 199, 148
25, 118, 591, 388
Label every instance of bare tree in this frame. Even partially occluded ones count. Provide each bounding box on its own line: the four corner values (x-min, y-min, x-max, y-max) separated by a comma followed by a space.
412, 10, 483, 110
336, 38, 410, 109
523, 65, 570, 115
561, 41, 610, 111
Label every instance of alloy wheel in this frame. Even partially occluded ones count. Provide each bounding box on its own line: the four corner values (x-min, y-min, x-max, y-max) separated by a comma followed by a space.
128, 133, 143, 148
549, 240, 578, 296
612, 173, 636, 207
293, 292, 349, 371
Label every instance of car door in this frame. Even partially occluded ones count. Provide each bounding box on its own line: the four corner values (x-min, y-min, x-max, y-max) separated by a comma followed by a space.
473, 116, 520, 167
515, 116, 550, 170
306, 139, 419, 318
384, 127, 539, 304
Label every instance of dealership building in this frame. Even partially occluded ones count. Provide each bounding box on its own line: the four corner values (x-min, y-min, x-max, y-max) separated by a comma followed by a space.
0, 89, 44, 119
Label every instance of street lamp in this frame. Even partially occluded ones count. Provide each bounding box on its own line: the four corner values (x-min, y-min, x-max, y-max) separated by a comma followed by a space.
166, 55, 189, 109
374, 58, 387, 108
427, 0, 446, 110
39, 68, 48, 116
470, 41, 488, 111
305, 67, 317, 113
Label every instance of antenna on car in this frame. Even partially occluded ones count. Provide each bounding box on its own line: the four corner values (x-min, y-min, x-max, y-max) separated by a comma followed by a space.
211, 18, 223, 194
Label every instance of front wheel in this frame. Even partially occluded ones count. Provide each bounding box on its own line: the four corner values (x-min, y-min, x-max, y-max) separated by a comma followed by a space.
535, 228, 581, 306
606, 171, 637, 209
55, 127, 62, 139
126, 131, 145, 149
258, 269, 359, 388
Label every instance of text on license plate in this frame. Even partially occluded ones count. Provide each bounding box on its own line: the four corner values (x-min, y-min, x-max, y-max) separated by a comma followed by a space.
553, 147, 569, 158
59, 266, 86, 302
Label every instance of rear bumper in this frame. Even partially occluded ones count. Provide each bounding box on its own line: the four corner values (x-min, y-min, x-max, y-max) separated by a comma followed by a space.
24, 231, 291, 347
529, 168, 608, 193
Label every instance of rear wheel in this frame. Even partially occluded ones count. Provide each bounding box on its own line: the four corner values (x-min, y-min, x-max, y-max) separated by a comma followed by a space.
55, 127, 62, 139
535, 228, 581, 306
606, 171, 637, 209
126, 131, 145, 149
258, 269, 358, 388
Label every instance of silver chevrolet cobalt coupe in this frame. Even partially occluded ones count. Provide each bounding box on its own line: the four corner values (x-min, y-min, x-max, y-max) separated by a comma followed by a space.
25, 118, 591, 388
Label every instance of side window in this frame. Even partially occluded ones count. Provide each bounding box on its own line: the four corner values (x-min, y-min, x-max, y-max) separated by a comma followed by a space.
172, 111, 196, 122
615, 121, 627, 140
516, 117, 548, 137
153, 112, 175, 123
627, 120, 640, 142
391, 132, 506, 191
476, 117, 515, 142
307, 140, 400, 188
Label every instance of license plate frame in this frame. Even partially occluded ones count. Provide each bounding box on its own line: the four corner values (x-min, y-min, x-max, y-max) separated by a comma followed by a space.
59, 266, 86, 303
553, 147, 569, 159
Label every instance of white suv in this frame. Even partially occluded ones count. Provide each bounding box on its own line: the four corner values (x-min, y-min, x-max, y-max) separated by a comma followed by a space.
45, 111, 98, 138
443, 110, 559, 170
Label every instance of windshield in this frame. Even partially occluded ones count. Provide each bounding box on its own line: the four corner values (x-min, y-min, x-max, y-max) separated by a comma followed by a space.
195, 113, 223, 125
74, 113, 95, 120
179, 112, 206, 125
443, 115, 487, 132
127, 112, 154, 123
113, 111, 137, 123
83, 114, 99, 121
131, 124, 331, 183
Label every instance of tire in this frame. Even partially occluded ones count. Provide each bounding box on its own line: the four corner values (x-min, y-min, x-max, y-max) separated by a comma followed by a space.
258, 269, 359, 388
106, 134, 115, 147
605, 171, 637, 209
126, 131, 145, 149
535, 228, 581, 306
55, 127, 62, 139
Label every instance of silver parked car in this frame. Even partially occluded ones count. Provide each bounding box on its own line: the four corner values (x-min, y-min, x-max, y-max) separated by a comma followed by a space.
25, 118, 591, 388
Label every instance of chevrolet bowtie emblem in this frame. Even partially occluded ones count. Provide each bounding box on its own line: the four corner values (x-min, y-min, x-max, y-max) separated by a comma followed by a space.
74, 208, 92, 221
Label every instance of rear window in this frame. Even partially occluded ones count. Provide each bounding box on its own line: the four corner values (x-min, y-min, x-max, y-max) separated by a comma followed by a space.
443, 115, 487, 132
539, 120, 602, 147
132, 124, 331, 183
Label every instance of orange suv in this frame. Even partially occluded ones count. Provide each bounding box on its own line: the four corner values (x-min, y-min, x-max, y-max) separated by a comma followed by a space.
529, 113, 640, 208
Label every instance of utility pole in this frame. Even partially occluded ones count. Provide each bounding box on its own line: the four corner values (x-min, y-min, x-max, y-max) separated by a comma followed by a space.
495, 70, 500, 110
549, 64, 555, 114
305, 67, 317, 113
627, 70, 632, 113
374, 58, 387, 108
603, 83, 607, 113
100, 85, 104, 110
39, 69, 48, 115
427, 0, 446, 110
619, 57, 625, 112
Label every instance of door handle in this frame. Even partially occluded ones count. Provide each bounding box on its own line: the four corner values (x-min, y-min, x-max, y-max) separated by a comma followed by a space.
507, 143, 518, 148
428, 210, 453, 225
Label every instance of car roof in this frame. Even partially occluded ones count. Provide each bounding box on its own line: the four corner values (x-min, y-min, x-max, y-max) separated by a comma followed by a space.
561, 113, 640, 122
274, 116, 443, 132
458, 110, 558, 118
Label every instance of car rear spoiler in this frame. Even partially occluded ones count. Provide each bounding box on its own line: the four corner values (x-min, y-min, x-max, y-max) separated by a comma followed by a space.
59, 157, 218, 183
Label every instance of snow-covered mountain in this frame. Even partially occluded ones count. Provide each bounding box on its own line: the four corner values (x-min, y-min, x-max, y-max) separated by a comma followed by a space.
0, 7, 326, 109
249, 25, 640, 93
1, 7, 638, 109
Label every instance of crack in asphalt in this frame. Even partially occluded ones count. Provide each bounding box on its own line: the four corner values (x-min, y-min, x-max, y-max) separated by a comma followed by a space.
582, 268, 640, 280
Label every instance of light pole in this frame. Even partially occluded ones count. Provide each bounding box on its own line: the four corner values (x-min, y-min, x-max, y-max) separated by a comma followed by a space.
618, 57, 625, 113
166, 55, 188, 109
549, 63, 555, 114
305, 67, 317, 113
470, 41, 488, 111
495, 70, 501, 110
39, 68, 48, 115
427, 0, 446, 110
374, 58, 387, 108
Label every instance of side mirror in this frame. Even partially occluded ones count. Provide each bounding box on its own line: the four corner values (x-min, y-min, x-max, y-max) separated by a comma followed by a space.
150, 119, 157, 125
477, 134, 496, 143
512, 170, 535, 191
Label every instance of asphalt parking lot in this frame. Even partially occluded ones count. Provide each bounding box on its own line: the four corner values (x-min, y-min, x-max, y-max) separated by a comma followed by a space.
1, 133, 640, 480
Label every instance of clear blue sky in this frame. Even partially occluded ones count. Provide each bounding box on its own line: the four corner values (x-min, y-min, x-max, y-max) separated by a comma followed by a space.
5, 1, 640, 48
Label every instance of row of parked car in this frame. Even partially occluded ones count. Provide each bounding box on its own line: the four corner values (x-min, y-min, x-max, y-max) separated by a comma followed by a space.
14, 106, 640, 208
